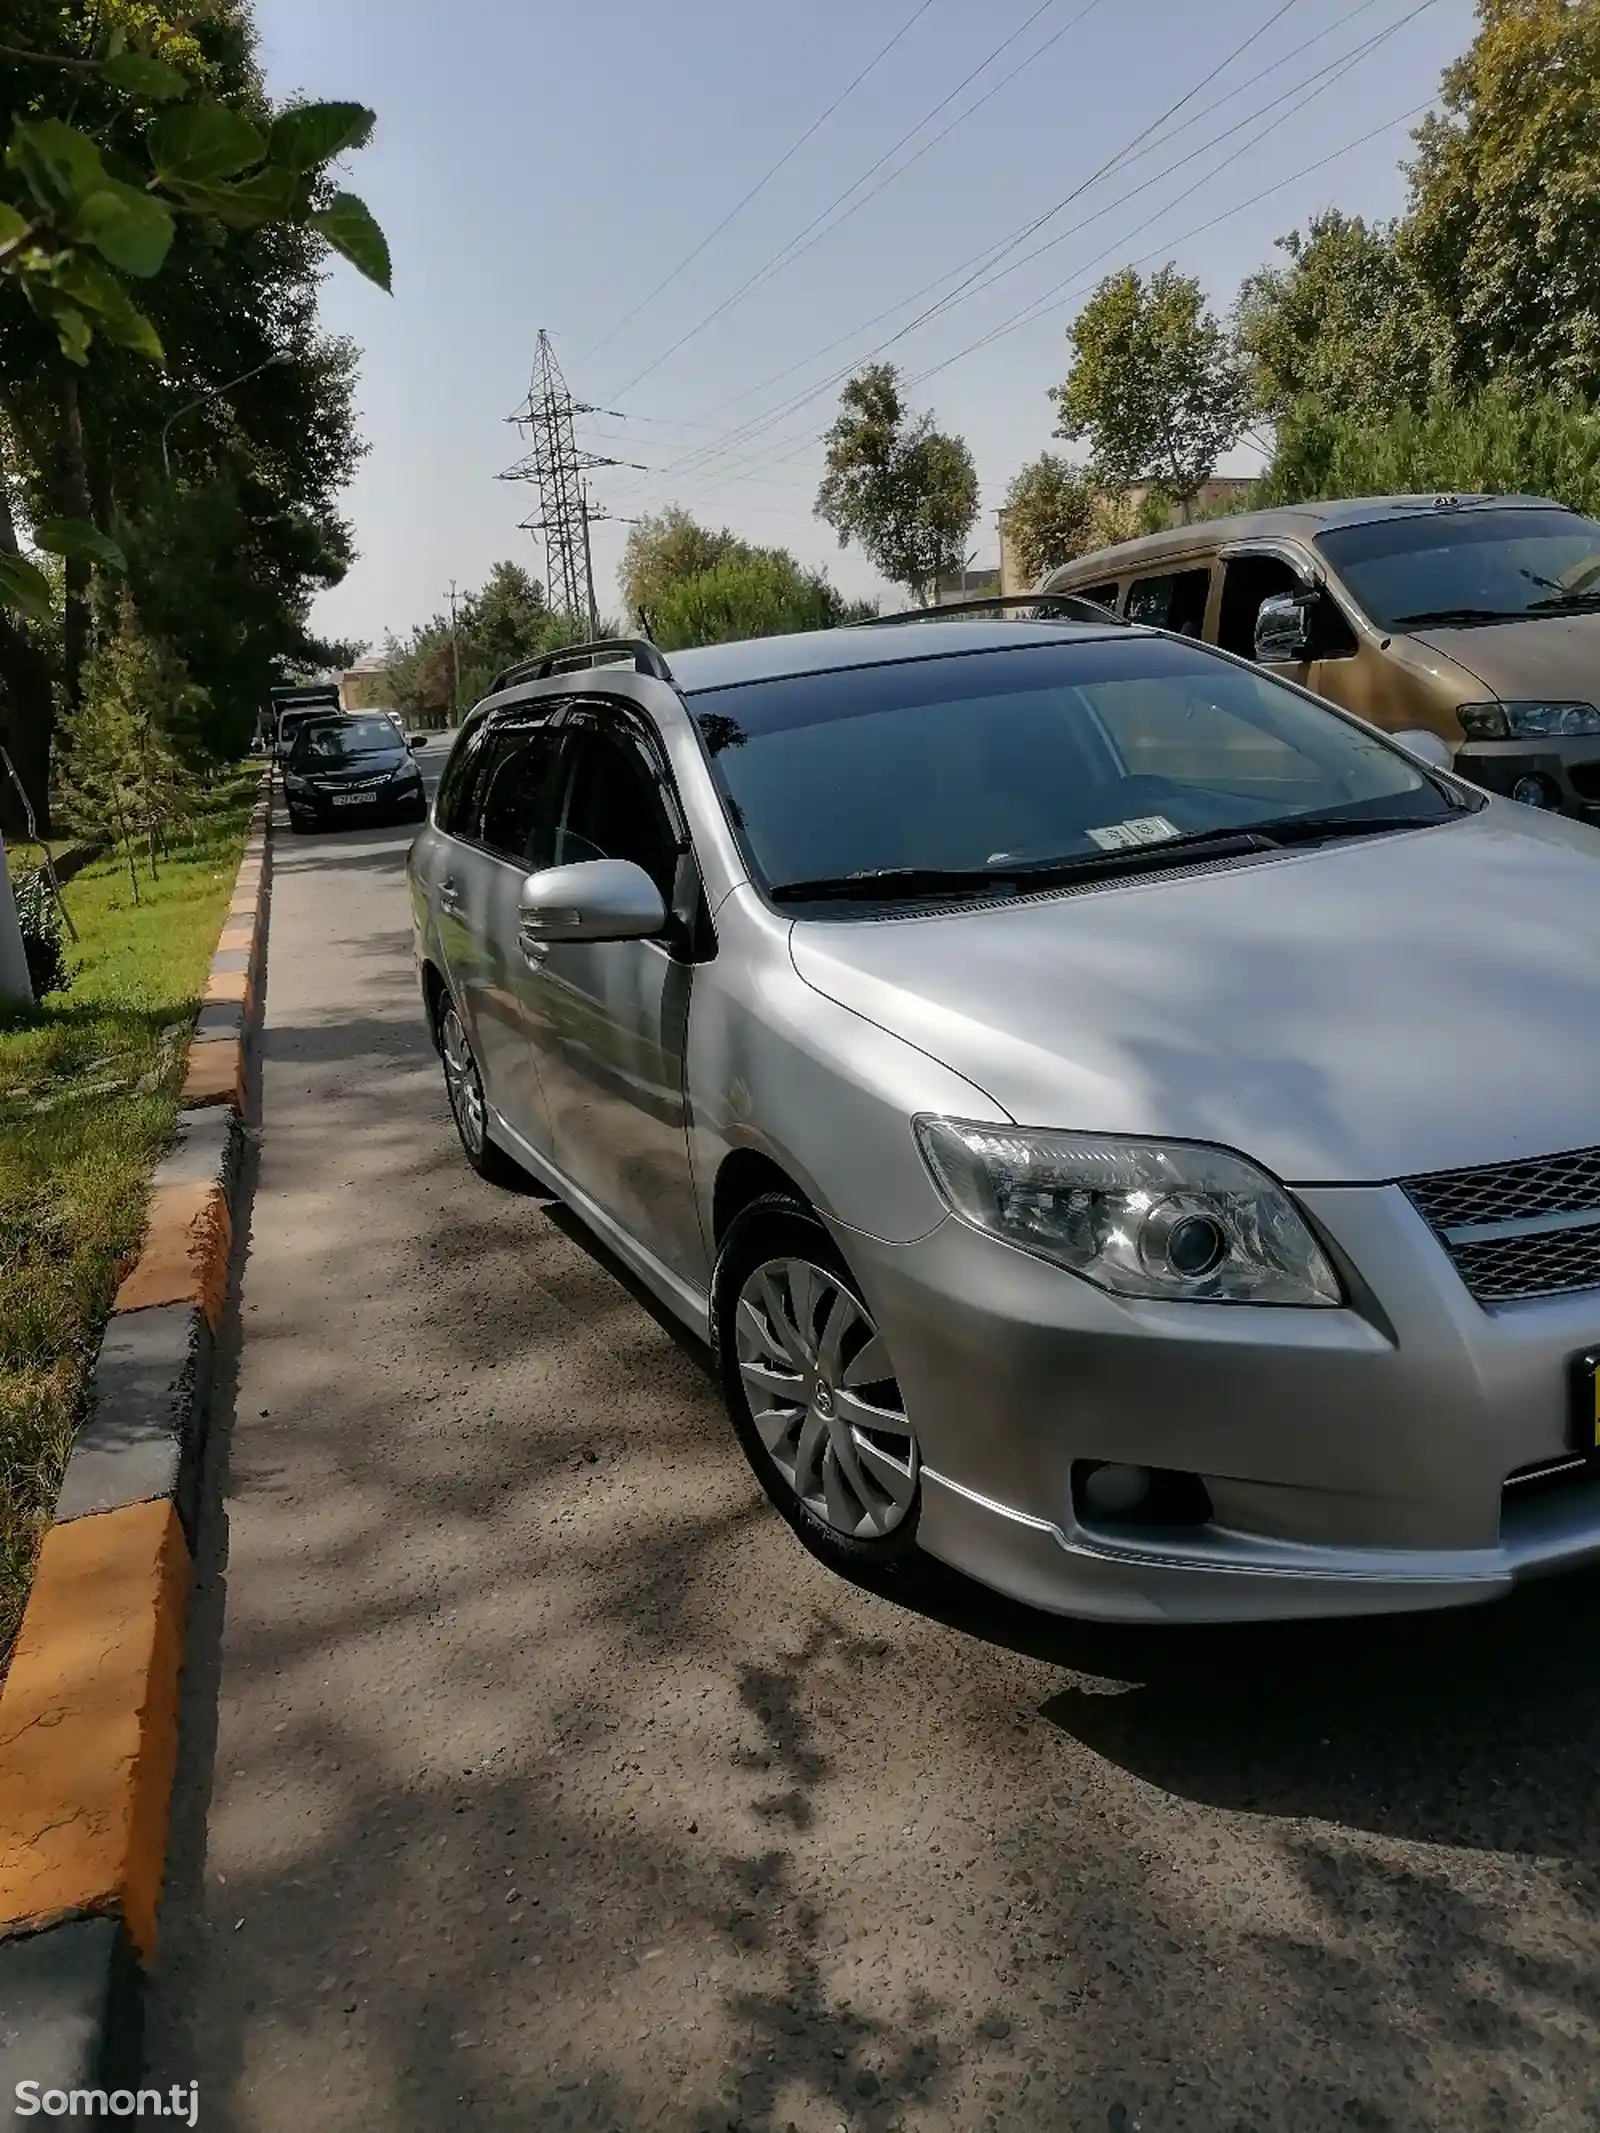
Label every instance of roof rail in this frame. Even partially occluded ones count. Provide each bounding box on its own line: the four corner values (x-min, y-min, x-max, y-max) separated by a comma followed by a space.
857, 591, 1125, 629
491, 637, 674, 693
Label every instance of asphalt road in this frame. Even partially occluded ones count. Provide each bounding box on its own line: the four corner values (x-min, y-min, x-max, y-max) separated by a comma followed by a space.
151, 740, 1600, 2131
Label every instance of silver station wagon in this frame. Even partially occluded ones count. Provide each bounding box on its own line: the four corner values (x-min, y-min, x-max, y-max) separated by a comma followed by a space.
408, 617, 1600, 1624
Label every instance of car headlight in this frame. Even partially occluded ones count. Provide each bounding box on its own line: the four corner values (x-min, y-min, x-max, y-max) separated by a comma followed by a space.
1459, 701, 1600, 740
914, 1119, 1342, 1306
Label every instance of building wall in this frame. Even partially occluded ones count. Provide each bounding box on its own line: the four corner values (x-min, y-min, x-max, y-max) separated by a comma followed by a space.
341, 663, 396, 712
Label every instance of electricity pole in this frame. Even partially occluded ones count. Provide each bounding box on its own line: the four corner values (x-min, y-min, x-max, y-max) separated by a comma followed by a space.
446, 580, 461, 725
498, 331, 645, 635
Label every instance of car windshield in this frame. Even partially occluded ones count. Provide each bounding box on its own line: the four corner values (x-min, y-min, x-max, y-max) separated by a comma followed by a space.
290, 716, 400, 764
689, 637, 1454, 902
1316, 507, 1600, 629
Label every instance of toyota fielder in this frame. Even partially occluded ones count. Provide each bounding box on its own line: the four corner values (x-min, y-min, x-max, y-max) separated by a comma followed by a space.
408, 620, 1600, 1623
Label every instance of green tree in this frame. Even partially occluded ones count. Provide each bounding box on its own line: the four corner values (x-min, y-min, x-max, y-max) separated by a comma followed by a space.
1000, 454, 1098, 585
619, 506, 756, 625
1256, 384, 1600, 515
1404, 0, 1600, 403
382, 562, 590, 727
1051, 264, 1247, 516
0, 0, 387, 828
1234, 211, 1439, 424
58, 592, 198, 900
649, 549, 874, 651
815, 365, 979, 604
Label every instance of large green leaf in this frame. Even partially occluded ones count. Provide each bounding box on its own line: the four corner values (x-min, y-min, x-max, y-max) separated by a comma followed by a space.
75, 182, 175, 277
309, 191, 390, 291
0, 553, 53, 622
164, 166, 301, 229
50, 257, 165, 361
34, 519, 128, 573
102, 51, 191, 102
6, 121, 107, 215
21, 279, 94, 364
147, 102, 267, 185
0, 202, 30, 251
269, 102, 375, 171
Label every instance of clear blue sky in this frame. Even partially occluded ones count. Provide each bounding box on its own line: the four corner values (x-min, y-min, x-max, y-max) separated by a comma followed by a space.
252, 0, 1477, 648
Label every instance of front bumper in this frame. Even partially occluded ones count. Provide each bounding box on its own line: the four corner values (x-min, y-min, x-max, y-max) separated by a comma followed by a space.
287, 779, 424, 822
1455, 734, 1600, 817
837, 1187, 1600, 1623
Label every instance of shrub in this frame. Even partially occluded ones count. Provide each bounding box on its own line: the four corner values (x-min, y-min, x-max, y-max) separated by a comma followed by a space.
649, 551, 874, 650
12, 869, 72, 999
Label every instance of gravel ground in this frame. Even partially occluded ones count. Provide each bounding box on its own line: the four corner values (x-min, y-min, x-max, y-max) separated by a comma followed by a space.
149, 773, 1600, 2132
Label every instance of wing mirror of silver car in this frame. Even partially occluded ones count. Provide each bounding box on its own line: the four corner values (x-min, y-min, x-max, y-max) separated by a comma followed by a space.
1390, 729, 1454, 770
517, 859, 667, 944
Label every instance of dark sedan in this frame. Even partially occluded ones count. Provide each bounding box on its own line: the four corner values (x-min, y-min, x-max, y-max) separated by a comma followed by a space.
282, 715, 429, 833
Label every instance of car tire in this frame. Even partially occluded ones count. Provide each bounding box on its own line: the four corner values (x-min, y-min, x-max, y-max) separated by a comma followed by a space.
714, 1191, 922, 1580
287, 808, 317, 834
436, 993, 529, 1190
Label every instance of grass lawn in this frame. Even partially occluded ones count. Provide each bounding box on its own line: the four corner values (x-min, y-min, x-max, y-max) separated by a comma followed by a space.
0, 771, 257, 1665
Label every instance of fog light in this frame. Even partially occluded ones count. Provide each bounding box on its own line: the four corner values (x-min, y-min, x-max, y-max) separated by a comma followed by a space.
1512, 774, 1559, 809
1080, 1463, 1153, 1517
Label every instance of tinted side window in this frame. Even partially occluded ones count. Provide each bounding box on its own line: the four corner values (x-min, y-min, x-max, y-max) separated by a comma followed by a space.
1125, 567, 1210, 636
477, 727, 567, 865
551, 719, 680, 901
433, 719, 494, 836
1216, 555, 1303, 657
1077, 582, 1119, 610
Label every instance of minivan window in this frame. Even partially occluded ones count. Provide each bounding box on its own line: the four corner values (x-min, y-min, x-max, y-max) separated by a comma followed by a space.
477, 727, 567, 865
1316, 507, 1600, 629
690, 639, 1449, 896
1124, 567, 1210, 636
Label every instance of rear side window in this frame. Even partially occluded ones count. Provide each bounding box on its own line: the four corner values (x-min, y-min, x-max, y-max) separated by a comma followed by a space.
1079, 582, 1120, 610
432, 719, 494, 837
1125, 567, 1210, 636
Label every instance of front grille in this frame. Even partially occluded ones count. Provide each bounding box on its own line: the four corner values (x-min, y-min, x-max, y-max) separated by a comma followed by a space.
1404, 1145, 1600, 1303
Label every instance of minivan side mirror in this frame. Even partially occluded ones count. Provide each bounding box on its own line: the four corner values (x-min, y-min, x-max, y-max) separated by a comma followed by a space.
1254, 591, 1314, 664
518, 859, 666, 945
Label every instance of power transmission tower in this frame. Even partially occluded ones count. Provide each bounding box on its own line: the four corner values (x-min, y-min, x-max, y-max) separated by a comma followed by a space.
499, 331, 644, 637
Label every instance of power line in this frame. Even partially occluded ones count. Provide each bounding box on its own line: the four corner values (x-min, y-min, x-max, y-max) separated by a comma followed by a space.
602, 0, 1108, 401
580, 0, 939, 367
613, 0, 1393, 453
679, 94, 1436, 505
642, 0, 1315, 490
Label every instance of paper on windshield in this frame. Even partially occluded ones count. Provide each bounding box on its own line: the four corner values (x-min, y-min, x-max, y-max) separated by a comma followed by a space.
1086, 815, 1180, 852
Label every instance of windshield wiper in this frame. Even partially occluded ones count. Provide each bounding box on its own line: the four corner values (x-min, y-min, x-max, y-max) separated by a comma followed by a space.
1523, 591, 1600, 615
1256, 809, 1445, 845
1389, 606, 1525, 628
770, 831, 1277, 904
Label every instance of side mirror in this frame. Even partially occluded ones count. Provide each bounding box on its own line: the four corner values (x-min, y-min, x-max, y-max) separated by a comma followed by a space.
1390, 728, 1453, 771
1254, 591, 1314, 664
518, 859, 666, 946
407, 733, 427, 752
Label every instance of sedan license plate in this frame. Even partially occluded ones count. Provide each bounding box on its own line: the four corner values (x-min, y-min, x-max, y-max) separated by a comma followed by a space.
329, 791, 368, 807
1571, 1348, 1600, 1453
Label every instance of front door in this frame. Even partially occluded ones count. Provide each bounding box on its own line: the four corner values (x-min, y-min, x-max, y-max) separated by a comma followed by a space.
514, 702, 709, 1293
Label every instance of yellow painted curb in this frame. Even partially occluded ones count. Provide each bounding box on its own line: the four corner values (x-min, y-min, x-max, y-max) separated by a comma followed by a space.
216, 920, 256, 956
203, 967, 252, 1013
0, 1501, 191, 1964
113, 1180, 232, 1334
181, 1036, 245, 1113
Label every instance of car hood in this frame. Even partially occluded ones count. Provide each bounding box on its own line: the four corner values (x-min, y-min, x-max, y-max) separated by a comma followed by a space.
1403, 609, 1600, 702
788, 807, 1600, 1184
297, 755, 406, 782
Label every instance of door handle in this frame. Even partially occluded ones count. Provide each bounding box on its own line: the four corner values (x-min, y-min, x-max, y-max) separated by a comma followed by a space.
438, 878, 463, 916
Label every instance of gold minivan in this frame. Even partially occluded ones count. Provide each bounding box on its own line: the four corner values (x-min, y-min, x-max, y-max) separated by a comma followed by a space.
1041, 493, 1600, 818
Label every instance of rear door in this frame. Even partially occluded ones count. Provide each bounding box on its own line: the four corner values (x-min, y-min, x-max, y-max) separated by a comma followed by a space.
1123, 563, 1213, 636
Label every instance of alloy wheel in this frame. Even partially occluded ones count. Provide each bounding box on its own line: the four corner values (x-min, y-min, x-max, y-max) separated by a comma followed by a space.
734, 1257, 918, 1538
440, 1004, 486, 1157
